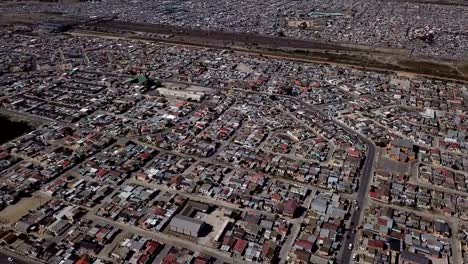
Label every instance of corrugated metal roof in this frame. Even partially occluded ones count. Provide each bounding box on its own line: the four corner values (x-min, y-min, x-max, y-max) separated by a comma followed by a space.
170, 214, 204, 233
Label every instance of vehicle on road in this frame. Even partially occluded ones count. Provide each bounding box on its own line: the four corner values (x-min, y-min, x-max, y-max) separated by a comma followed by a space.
7, 257, 14, 262
348, 243, 353, 250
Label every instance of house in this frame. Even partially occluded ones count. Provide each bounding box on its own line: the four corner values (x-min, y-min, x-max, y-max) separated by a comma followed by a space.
433, 220, 450, 237
388, 139, 416, 162
318, 238, 332, 256
261, 241, 277, 263
233, 239, 248, 256
368, 239, 386, 251
311, 199, 328, 215
369, 186, 390, 203
291, 249, 311, 263
78, 240, 101, 254
283, 199, 300, 218
295, 239, 314, 252
75, 256, 91, 264
221, 236, 236, 251
199, 184, 213, 195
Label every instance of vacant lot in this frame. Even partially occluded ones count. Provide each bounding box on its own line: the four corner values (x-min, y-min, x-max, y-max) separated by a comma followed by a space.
0, 193, 50, 225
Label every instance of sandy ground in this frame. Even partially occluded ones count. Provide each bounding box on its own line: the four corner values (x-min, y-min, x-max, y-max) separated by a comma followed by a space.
377, 155, 410, 176
197, 209, 229, 247
0, 193, 50, 225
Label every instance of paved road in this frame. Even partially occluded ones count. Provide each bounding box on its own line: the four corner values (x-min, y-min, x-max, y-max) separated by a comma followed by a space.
278, 193, 314, 263
0, 251, 38, 264
333, 120, 376, 264
231, 88, 377, 263
339, 143, 375, 263
289, 99, 377, 264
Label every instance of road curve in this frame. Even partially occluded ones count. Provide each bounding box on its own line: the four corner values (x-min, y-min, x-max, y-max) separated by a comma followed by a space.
296, 100, 377, 264
334, 120, 376, 264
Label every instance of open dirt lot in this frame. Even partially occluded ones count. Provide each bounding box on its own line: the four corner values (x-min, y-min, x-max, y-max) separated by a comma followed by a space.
0, 193, 50, 225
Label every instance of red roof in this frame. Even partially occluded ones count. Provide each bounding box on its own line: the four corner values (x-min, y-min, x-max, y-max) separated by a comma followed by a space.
75, 256, 90, 264
430, 148, 440, 154
322, 223, 338, 231
351, 104, 362, 110
278, 224, 289, 235
60, 160, 71, 168
53, 178, 65, 186
295, 239, 313, 251
154, 207, 166, 216
271, 193, 282, 202
175, 101, 187, 108
234, 239, 248, 254
262, 241, 275, 258
251, 173, 264, 183
170, 175, 183, 186
315, 138, 326, 143
97, 168, 109, 177
193, 257, 209, 264
369, 191, 380, 199
145, 240, 162, 255
163, 254, 177, 264
0, 152, 9, 160
283, 199, 300, 215
138, 255, 149, 264
348, 148, 361, 158
140, 152, 151, 161
96, 228, 108, 241
222, 236, 236, 248
368, 239, 385, 249
377, 218, 388, 226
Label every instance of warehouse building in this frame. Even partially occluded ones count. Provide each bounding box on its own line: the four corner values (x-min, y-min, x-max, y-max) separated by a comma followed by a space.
169, 214, 206, 237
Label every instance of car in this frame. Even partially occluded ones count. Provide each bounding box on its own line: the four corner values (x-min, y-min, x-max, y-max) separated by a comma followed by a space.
7, 257, 14, 262
352, 253, 359, 261
348, 243, 353, 250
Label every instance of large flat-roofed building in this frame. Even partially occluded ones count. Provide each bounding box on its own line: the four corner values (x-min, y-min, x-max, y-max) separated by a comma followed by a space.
169, 214, 206, 237
399, 251, 431, 264
157, 87, 205, 102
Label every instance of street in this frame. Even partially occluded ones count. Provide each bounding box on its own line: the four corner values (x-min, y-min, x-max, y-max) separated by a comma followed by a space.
333, 119, 376, 264
278, 98, 378, 264
0, 251, 40, 264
